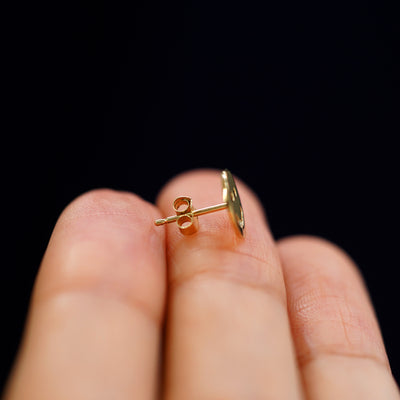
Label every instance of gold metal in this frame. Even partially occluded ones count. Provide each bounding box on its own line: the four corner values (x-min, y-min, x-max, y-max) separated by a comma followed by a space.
155, 169, 245, 237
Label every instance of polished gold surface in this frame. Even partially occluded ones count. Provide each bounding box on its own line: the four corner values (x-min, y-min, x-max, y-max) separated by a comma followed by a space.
155, 169, 245, 237
221, 169, 245, 236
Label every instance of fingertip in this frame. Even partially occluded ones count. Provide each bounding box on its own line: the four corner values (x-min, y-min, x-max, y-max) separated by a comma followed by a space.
277, 234, 365, 283
278, 234, 352, 259
34, 187, 166, 318
276, 234, 389, 370
57, 188, 161, 235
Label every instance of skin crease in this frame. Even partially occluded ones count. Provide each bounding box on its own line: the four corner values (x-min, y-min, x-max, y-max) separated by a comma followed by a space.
277, 236, 399, 399
3, 170, 400, 400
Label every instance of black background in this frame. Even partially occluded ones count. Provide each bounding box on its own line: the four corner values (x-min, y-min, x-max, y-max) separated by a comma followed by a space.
2, 0, 399, 392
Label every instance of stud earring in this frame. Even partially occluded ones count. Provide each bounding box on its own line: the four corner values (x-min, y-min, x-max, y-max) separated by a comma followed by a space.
155, 169, 245, 237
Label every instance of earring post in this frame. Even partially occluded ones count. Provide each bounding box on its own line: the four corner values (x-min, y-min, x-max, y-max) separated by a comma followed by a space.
192, 202, 227, 217
154, 202, 228, 226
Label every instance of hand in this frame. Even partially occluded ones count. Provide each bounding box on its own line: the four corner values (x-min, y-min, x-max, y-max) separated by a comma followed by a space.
3, 170, 399, 399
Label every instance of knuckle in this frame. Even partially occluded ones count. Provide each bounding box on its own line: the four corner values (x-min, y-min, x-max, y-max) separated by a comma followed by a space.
169, 236, 286, 305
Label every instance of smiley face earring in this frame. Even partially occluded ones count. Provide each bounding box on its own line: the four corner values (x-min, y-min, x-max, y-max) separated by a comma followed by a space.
155, 169, 245, 237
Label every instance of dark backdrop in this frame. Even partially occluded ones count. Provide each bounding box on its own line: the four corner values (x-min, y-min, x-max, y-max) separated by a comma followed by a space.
2, 0, 399, 391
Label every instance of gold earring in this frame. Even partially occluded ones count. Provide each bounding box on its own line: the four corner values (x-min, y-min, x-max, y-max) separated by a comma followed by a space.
155, 169, 245, 237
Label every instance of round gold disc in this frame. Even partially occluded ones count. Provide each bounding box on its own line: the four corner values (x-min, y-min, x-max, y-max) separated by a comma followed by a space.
221, 169, 245, 237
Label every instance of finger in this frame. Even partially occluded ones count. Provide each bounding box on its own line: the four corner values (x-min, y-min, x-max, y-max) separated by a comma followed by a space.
4, 189, 166, 400
157, 170, 304, 400
277, 236, 400, 400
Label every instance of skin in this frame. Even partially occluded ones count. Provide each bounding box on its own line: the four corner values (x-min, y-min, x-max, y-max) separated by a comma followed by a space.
3, 169, 400, 399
